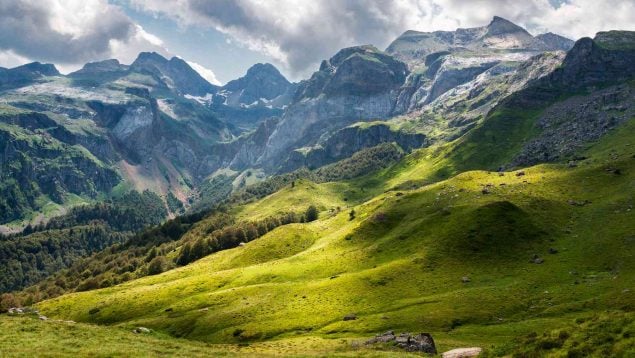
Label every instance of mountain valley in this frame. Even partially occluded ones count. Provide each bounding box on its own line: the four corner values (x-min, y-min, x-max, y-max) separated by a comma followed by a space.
0, 15, 634, 357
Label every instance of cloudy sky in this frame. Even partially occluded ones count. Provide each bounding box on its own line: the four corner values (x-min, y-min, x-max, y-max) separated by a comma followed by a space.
1, 0, 635, 84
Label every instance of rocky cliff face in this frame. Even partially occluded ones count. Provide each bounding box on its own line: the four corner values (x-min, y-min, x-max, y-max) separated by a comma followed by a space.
208, 63, 295, 131
0, 111, 120, 223
0, 53, 236, 224
0, 62, 60, 90
281, 123, 427, 172
387, 17, 573, 112
219, 19, 573, 175
507, 31, 635, 166
535, 32, 575, 51
249, 45, 408, 172
130, 52, 219, 96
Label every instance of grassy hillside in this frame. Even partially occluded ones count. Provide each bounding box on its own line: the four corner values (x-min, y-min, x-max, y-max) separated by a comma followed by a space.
32, 118, 635, 355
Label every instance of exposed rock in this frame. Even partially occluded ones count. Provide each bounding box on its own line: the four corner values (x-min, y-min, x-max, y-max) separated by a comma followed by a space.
442, 347, 483, 358
343, 313, 357, 321
133, 327, 152, 334
367, 331, 437, 353
549, 248, 559, 254
38, 315, 48, 321
462, 276, 471, 283
131, 52, 218, 96
531, 254, 544, 264
536, 32, 575, 51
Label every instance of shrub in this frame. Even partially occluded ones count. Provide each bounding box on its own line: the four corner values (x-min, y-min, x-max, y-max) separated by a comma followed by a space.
147, 256, 167, 275
305, 205, 319, 222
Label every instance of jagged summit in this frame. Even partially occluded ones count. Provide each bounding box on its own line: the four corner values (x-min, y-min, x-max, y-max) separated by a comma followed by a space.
536, 32, 575, 51
486, 16, 529, 36
222, 63, 291, 103
10, 62, 60, 77
0, 62, 60, 89
129, 52, 218, 96
386, 16, 562, 66
131, 51, 169, 67
71, 59, 129, 76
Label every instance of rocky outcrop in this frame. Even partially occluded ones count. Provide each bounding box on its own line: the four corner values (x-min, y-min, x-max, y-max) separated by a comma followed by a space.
512, 84, 635, 166
536, 32, 575, 51
0, 62, 60, 90
221, 63, 292, 106
366, 331, 437, 354
254, 46, 408, 171
280, 123, 426, 172
386, 16, 553, 67
131, 52, 218, 96
0, 113, 120, 222
211, 63, 294, 131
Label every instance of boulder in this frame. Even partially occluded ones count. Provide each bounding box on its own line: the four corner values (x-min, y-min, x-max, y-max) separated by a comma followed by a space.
343, 313, 357, 321
366, 331, 436, 353
442, 347, 483, 358
133, 327, 152, 334
531, 254, 544, 264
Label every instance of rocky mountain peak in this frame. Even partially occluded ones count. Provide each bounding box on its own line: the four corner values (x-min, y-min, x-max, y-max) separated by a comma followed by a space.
222, 63, 291, 102
12, 62, 60, 77
130, 52, 217, 96
295, 45, 408, 99
72, 59, 128, 75
0, 62, 60, 89
536, 32, 575, 51
486, 16, 529, 36
131, 52, 169, 67
593, 30, 635, 50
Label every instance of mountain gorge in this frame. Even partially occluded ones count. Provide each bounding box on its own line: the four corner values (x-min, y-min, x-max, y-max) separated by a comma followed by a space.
1, 15, 634, 357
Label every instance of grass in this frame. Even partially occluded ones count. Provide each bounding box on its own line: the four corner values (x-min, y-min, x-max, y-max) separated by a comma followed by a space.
31, 116, 635, 356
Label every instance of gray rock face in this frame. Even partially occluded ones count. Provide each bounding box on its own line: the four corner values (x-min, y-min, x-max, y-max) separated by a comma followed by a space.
0, 62, 60, 89
366, 331, 437, 354
251, 45, 408, 171
211, 63, 295, 131
221, 63, 292, 106
386, 16, 551, 66
512, 84, 635, 166
280, 123, 426, 172
536, 32, 575, 51
131, 52, 219, 96
71, 59, 129, 75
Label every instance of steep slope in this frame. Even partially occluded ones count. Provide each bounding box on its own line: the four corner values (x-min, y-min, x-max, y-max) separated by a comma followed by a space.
386, 16, 549, 66
207, 63, 296, 131
443, 31, 635, 173
536, 32, 576, 51
0, 53, 240, 226
224, 18, 572, 175
129, 52, 219, 96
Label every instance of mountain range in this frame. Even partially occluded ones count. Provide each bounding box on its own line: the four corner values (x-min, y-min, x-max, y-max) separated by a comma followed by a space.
0, 16, 580, 229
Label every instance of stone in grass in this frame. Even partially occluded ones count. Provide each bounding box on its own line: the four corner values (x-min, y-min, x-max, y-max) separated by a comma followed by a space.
38, 315, 48, 321
549, 247, 559, 254
367, 331, 436, 354
133, 327, 152, 334
531, 254, 544, 264
343, 313, 357, 321
461, 276, 471, 283
442, 347, 483, 358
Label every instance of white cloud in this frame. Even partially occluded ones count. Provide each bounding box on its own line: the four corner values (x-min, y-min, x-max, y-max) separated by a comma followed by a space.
0, 0, 168, 69
186, 60, 222, 86
130, 0, 635, 77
